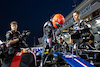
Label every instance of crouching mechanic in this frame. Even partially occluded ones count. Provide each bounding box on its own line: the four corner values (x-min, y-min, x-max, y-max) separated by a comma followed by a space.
43, 14, 65, 51
6, 21, 28, 55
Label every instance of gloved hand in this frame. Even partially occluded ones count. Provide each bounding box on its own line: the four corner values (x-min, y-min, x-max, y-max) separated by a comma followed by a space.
19, 30, 30, 40
19, 34, 25, 41
22, 30, 30, 36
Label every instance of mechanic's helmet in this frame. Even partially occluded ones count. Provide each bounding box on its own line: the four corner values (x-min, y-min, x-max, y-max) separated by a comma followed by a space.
52, 14, 65, 28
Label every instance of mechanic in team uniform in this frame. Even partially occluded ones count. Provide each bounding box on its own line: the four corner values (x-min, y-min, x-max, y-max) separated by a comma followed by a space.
40, 14, 65, 66
6, 21, 27, 55
70, 11, 91, 55
43, 14, 65, 49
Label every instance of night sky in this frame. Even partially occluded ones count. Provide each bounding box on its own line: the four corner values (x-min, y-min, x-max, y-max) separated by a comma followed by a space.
0, 0, 83, 46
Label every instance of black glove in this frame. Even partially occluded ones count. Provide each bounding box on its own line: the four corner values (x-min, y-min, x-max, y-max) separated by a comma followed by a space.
19, 34, 25, 41
22, 30, 30, 36
19, 30, 30, 41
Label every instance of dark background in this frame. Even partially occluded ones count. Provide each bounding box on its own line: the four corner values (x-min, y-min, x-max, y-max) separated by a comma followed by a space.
0, 0, 83, 46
